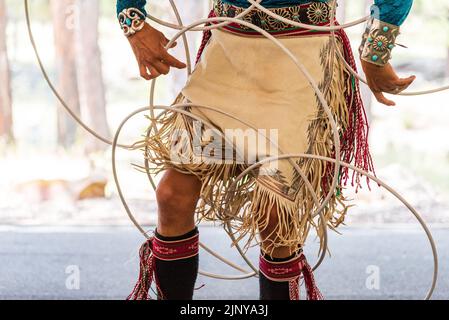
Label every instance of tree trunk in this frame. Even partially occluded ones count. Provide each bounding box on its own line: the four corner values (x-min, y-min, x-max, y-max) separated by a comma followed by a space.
51, 0, 81, 148
0, 0, 13, 142
75, 0, 109, 154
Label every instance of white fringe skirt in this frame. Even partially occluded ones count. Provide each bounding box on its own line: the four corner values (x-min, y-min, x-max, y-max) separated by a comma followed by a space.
138, 17, 374, 256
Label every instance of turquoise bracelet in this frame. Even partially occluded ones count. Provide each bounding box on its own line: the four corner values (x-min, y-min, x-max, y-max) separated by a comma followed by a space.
359, 18, 400, 66
118, 8, 146, 37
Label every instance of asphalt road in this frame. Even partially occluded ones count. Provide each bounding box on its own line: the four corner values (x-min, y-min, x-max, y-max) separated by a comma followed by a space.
0, 225, 447, 300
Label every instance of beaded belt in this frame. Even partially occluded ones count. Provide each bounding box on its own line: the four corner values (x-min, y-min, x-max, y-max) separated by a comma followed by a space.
212, 0, 335, 36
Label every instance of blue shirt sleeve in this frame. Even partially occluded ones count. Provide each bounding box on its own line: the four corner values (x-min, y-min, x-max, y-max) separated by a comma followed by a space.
116, 0, 147, 17
374, 0, 413, 26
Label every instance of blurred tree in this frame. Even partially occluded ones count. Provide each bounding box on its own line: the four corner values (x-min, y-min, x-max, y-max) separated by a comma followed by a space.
51, 0, 81, 148
0, 0, 13, 142
445, 6, 449, 78
361, 0, 373, 121
337, 0, 346, 22
412, 0, 449, 77
75, 0, 109, 154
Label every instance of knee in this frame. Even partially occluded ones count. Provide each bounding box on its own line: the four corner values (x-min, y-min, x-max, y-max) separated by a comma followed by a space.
156, 180, 198, 217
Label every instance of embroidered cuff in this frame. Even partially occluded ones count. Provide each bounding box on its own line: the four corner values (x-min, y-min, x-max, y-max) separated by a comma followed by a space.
359, 18, 400, 67
118, 8, 146, 37
259, 254, 305, 282
152, 233, 199, 261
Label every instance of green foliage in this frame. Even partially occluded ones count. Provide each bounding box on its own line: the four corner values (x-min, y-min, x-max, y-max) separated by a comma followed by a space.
6, 0, 51, 21
413, 0, 449, 38
7, 0, 118, 22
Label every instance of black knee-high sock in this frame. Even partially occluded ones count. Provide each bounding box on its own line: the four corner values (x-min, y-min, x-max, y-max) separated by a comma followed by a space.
154, 228, 199, 300
259, 253, 297, 300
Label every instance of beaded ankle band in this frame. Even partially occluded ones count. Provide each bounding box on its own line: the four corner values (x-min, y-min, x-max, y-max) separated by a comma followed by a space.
259, 254, 304, 282
259, 253, 323, 300
152, 233, 200, 261
359, 18, 400, 66
127, 233, 200, 300
118, 8, 146, 37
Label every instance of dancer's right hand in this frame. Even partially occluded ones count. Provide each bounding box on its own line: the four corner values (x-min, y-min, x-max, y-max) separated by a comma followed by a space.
127, 23, 187, 80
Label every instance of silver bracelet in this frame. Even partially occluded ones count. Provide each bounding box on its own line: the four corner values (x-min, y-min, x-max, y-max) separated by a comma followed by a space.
118, 8, 146, 37
359, 18, 400, 66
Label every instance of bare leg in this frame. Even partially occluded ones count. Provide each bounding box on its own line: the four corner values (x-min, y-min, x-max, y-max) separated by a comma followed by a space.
258, 206, 300, 300
156, 168, 202, 237
153, 169, 202, 300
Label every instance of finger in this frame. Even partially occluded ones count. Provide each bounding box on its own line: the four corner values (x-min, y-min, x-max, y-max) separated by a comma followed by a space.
398, 84, 412, 93
153, 60, 170, 75
161, 51, 187, 69
383, 84, 404, 94
395, 75, 416, 87
374, 91, 396, 107
379, 83, 398, 93
139, 63, 152, 81
383, 75, 416, 94
164, 36, 178, 49
148, 65, 161, 80
385, 86, 409, 95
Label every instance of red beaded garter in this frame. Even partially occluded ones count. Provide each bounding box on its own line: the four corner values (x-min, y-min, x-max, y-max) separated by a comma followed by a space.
260, 253, 324, 300
127, 233, 199, 300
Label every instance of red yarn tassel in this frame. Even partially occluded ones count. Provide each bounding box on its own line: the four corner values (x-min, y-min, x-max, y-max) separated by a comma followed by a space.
127, 238, 161, 300
195, 10, 216, 65
321, 27, 376, 195
288, 256, 323, 301
301, 259, 324, 300
338, 28, 376, 191
289, 279, 301, 300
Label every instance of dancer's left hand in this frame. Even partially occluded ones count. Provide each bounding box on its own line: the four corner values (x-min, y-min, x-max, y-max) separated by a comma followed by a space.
362, 60, 416, 107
